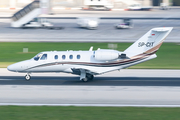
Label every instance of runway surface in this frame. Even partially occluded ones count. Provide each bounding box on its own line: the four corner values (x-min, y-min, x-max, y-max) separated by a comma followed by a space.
1, 76, 180, 86
0, 68, 180, 86
0, 68, 180, 106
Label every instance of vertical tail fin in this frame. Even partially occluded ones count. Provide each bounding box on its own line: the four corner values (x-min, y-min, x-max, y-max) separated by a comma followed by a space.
124, 27, 173, 58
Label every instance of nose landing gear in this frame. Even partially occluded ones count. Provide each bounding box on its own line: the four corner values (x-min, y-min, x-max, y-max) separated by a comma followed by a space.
25, 73, 31, 81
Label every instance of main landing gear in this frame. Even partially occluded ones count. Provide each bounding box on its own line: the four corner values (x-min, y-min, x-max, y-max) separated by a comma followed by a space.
81, 74, 94, 82
80, 69, 94, 82
25, 73, 31, 81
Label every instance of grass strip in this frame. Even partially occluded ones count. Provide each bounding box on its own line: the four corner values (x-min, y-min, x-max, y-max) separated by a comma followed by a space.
0, 42, 179, 69
0, 106, 180, 120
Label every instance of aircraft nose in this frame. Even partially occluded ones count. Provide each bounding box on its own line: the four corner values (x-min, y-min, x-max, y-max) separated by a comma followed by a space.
7, 60, 30, 72
7, 64, 17, 72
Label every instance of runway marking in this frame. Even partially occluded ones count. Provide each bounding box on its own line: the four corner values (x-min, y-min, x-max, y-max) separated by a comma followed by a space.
0, 79, 14, 80
1, 103, 180, 107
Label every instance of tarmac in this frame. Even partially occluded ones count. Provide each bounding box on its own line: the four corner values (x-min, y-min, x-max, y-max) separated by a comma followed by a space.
0, 69, 180, 106
0, 19, 180, 42
1, 9, 180, 42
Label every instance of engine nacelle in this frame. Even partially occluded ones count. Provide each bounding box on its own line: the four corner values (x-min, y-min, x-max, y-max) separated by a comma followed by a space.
94, 50, 119, 61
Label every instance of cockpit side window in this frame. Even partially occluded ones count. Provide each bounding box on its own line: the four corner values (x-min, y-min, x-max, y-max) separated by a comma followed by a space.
34, 53, 43, 61
40, 54, 47, 60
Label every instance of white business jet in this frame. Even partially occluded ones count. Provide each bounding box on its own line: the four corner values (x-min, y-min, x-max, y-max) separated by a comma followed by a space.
7, 27, 173, 82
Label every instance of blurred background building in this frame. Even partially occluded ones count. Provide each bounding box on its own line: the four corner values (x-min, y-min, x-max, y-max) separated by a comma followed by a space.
0, 0, 179, 10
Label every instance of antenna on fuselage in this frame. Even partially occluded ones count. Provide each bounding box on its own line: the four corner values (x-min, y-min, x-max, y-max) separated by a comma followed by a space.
89, 46, 93, 51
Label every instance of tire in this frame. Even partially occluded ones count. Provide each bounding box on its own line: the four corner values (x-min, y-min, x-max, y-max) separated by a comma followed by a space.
86, 74, 94, 80
25, 74, 31, 81
81, 78, 88, 82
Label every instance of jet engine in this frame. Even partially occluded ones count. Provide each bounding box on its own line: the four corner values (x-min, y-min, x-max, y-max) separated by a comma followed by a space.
93, 50, 119, 61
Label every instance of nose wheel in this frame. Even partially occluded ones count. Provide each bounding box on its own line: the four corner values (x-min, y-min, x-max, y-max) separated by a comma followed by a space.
25, 74, 31, 81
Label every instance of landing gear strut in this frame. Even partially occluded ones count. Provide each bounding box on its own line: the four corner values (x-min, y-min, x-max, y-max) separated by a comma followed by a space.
82, 74, 94, 82
25, 73, 31, 81
80, 69, 94, 82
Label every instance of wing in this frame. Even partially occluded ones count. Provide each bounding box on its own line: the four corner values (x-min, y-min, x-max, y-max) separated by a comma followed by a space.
71, 68, 99, 75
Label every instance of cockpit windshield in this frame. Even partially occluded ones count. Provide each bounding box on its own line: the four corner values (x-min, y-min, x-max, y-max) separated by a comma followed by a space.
33, 53, 43, 61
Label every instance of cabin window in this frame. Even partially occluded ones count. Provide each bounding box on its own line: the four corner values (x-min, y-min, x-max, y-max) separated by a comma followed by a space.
40, 54, 47, 60
54, 55, 58, 60
62, 55, 66, 59
77, 55, 80, 59
69, 55, 73, 59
